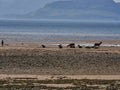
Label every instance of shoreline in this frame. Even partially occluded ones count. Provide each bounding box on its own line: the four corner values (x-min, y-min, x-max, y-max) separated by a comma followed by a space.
1, 39, 120, 48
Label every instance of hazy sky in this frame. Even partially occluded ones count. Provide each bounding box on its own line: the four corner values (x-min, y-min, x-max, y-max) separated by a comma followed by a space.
0, 0, 60, 14
0, 0, 120, 8
0, 0, 59, 7
0, 0, 119, 5
114, 0, 120, 2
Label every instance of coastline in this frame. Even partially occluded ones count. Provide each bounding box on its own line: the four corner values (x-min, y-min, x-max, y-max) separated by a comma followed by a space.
1, 39, 120, 49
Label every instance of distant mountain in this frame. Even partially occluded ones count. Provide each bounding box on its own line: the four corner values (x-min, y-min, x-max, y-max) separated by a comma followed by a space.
118, 3, 120, 7
28, 0, 120, 20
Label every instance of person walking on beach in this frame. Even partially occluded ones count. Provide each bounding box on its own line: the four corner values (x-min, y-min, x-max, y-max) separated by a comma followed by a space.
1, 40, 4, 47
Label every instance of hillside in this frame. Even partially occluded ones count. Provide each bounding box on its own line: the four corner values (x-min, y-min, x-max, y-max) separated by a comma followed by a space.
29, 0, 120, 20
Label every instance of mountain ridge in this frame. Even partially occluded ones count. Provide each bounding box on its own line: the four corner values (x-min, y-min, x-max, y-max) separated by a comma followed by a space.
28, 0, 120, 20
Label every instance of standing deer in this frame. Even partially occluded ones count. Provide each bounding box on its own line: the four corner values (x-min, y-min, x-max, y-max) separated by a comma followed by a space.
94, 41, 102, 47
1, 40, 4, 47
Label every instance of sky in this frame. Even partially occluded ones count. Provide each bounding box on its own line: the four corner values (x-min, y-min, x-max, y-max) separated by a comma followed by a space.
0, 0, 119, 5
0, 0, 59, 15
0, 0, 59, 7
0, 0, 120, 8
0, 0, 120, 2
114, 0, 120, 2
0, 0, 55, 8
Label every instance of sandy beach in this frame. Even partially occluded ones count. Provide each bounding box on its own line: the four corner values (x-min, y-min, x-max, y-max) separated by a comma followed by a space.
0, 42, 120, 89
0, 40, 120, 75
0, 38, 117, 88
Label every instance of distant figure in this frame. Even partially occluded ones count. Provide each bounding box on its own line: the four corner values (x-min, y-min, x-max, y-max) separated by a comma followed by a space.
94, 41, 102, 47
1, 40, 4, 47
41, 45, 46, 48
67, 43, 75, 48
58, 44, 63, 49
78, 45, 82, 48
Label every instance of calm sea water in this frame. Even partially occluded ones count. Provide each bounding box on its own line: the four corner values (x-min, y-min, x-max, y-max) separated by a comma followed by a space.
0, 19, 120, 41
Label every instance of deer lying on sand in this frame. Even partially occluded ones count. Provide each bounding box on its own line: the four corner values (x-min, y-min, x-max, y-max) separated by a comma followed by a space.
67, 43, 75, 48
58, 44, 63, 49
78, 45, 82, 48
41, 45, 46, 48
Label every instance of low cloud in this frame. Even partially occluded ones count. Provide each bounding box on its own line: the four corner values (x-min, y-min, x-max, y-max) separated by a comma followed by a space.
114, 0, 120, 2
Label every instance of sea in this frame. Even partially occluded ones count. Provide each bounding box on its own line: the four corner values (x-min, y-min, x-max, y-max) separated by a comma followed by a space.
0, 19, 120, 46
